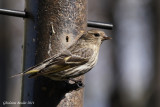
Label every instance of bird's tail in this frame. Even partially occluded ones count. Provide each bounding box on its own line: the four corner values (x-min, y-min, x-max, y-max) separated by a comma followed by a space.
10, 69, 39, 78
10, 72, 24, 78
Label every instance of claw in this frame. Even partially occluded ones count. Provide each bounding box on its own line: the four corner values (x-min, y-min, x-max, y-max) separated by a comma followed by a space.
69, 78, 85, 88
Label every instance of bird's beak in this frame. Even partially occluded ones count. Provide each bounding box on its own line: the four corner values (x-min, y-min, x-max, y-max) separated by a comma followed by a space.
103, 36, 112, 40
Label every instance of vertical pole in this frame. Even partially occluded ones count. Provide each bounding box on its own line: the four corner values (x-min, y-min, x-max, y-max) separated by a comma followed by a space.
24, 0, 87, 107
23, 1, 38, 107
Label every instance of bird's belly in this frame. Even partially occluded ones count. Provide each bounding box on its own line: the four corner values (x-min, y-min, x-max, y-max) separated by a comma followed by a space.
47, 63, 93, 80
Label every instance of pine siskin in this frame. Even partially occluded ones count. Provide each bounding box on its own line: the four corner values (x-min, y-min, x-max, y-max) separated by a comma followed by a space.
14, 29, 112, 81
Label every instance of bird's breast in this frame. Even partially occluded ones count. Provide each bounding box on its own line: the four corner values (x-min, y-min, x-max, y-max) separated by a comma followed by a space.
87, 45, 99, 68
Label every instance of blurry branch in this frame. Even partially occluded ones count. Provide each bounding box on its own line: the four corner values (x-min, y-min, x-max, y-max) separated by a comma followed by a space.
0, 8, 113, 30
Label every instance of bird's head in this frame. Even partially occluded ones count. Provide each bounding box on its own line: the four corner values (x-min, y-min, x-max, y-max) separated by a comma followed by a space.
84, 29, 112, 45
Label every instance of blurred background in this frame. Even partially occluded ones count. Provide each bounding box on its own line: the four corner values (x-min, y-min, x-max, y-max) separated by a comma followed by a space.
0, 0, 160, 107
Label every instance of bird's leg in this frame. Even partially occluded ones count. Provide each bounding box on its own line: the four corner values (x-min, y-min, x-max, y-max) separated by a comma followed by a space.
63, 78, 84, 91
69, 78, 85, 88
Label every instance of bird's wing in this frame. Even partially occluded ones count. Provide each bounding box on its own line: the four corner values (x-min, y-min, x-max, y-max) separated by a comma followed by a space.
48, 47, 93, 65
38, 48, 93, 75
23, 47, 93, 77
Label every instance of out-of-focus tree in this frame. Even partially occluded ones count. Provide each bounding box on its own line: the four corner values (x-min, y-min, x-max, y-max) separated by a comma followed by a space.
111, 0, 155, 107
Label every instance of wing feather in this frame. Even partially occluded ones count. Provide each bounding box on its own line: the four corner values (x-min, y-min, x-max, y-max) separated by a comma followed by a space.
24, 45, 93, 78
35, 48, 93, 75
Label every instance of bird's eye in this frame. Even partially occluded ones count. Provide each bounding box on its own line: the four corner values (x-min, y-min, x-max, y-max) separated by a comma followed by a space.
94, 33, 100, 37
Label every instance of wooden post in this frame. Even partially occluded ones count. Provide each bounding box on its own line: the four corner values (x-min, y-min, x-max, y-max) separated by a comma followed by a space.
24, 0, 87, 107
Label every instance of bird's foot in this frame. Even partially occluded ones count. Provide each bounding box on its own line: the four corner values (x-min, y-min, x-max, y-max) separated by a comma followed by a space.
68, 78, 85, 88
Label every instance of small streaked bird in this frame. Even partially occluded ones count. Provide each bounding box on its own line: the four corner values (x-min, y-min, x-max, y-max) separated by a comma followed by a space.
13, 29, 112, 81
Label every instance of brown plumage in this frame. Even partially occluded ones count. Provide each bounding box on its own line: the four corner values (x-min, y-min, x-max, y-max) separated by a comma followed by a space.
13, 29, 112, 80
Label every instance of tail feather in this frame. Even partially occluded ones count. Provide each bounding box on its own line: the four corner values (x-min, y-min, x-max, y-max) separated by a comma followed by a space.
10, 69, 39, 78
10, 59, 50, 78
10, 72, 24, 78
25, 70, 39, 75
28, 73, 39, 78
